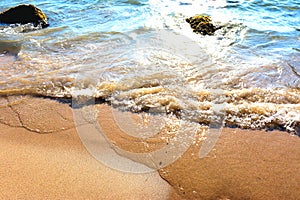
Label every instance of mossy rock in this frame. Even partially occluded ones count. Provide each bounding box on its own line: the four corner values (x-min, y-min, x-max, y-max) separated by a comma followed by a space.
186, 15, 219, 36
0, 4, 49, 28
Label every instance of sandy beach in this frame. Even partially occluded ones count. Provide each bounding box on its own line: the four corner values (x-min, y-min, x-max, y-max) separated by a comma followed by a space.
0, 95, 299, 199
1, 1, 300, 199
0, 96, 180, 199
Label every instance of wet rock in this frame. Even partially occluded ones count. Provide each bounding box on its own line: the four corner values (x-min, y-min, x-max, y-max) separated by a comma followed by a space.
186, 15, 220, 36
0, 4, 49, 28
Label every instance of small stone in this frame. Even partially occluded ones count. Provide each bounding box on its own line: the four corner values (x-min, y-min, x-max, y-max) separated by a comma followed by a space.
186, 15, 218, 36
0, 4, 49, 28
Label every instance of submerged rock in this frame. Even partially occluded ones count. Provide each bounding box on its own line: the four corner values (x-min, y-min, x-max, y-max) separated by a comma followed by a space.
0, 4, 49, 28
186, 15, 220, 36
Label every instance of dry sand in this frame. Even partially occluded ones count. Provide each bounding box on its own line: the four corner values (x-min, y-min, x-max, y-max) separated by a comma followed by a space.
0, 96, 180, 200
0, 95, 299, 199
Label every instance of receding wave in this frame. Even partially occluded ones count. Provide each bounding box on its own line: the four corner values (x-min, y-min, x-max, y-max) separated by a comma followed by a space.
1, 77, 300, 134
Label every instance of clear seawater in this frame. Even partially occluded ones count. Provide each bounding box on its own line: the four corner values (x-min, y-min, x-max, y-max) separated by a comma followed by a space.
0, 0, 300, 133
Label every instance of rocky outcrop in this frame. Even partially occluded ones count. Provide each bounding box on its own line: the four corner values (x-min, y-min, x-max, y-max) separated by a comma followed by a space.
0, 4, 49, 28
186, 15, 220, 35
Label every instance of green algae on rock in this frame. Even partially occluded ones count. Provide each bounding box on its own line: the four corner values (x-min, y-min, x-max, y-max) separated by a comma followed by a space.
186, 15, 219, 36
0, 4, 49, 28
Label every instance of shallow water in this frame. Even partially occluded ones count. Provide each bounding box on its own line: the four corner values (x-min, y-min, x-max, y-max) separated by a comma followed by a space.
0, 0, 299, 133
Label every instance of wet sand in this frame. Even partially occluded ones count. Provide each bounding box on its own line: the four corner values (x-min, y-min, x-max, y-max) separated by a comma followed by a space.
159, 128, 300, 199
0, 95, 299, 199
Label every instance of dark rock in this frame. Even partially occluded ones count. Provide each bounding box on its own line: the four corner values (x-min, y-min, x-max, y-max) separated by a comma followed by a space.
0, 4, 49, 28
186, 15, 220, 36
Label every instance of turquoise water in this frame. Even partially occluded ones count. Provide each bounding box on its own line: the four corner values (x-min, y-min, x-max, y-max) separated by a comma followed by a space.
0, 0, 300, 133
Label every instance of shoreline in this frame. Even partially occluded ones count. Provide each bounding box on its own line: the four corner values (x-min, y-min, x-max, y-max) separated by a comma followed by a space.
0, 95, 299, 199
